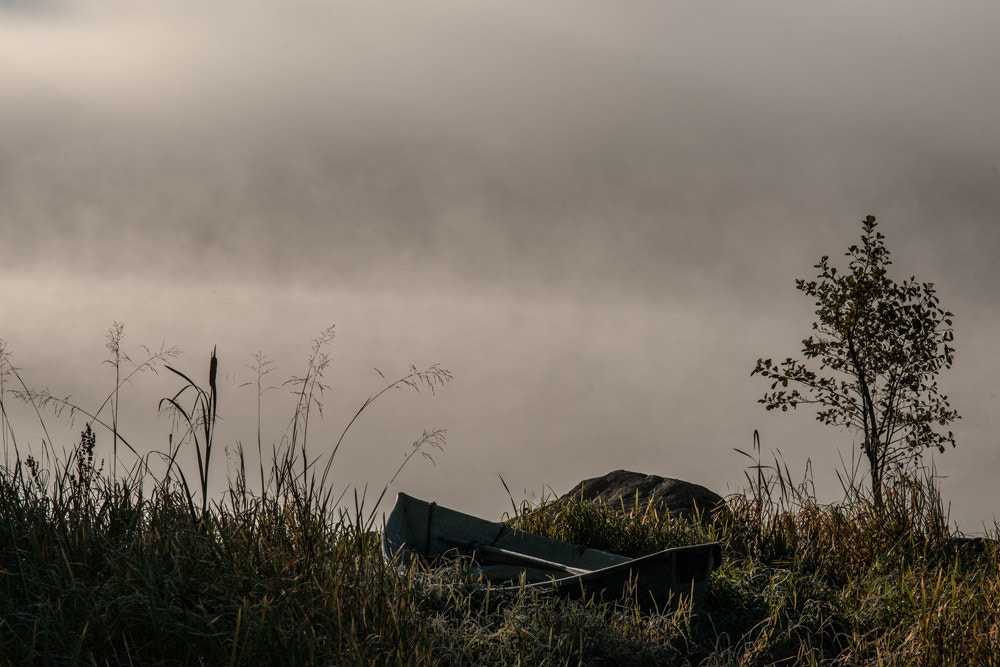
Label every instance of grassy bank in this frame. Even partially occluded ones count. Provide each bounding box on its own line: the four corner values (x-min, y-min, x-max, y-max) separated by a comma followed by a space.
1, 337, 998, 665
3, 449, 998, 666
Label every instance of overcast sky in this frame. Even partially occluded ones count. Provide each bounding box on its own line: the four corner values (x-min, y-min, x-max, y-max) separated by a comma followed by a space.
2, 0, 998, 529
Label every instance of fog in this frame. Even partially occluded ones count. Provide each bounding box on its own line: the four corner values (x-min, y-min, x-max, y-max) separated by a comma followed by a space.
1, 0, 998, 529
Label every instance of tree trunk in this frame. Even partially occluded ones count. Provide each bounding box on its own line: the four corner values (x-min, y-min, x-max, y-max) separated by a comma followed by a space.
848, 329, 885, 512
867, 441, 883, 511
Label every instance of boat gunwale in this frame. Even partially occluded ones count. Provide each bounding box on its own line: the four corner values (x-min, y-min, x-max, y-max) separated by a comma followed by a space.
381, 492, 722, 606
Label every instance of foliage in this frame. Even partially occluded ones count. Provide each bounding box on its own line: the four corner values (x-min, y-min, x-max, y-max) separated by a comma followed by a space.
752, 215, 959, 506
3, 427, 998, 665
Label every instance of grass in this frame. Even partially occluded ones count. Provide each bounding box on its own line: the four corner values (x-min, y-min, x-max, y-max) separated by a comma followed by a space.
1, 330, 999, 665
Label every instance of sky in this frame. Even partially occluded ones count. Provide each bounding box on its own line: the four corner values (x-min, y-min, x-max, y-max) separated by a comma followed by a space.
1, 0, 998, 530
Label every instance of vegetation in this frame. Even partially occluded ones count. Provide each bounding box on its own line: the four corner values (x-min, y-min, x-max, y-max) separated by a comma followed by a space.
753, 216, 959, 508
1, 328, 996, 665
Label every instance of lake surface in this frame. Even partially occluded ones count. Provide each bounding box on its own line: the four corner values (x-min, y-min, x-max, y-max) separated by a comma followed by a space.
3, 270, 995, 533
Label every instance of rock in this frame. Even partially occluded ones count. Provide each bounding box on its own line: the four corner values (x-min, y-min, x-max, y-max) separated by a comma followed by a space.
560, 470, 724, 519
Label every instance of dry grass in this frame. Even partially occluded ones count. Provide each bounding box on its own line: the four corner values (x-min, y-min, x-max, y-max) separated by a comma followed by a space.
1, 330, 997, 665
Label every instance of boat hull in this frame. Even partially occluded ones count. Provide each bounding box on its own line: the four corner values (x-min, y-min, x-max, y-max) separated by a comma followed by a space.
382, 492, 722, 610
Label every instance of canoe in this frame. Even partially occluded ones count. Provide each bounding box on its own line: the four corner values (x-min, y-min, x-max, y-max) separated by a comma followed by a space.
381, 492, 723, 610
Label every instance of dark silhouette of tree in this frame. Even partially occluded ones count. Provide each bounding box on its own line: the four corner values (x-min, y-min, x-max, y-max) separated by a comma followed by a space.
752, 216, 959, 508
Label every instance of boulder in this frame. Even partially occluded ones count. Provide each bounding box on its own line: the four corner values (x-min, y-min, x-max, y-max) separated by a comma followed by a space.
560, 470, 724, 519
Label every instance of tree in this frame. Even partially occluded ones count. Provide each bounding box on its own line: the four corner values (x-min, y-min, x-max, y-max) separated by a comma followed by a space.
752, 216, 959, 508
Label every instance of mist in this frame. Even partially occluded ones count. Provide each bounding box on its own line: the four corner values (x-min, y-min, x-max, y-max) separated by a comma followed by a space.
2, 0, 998, 529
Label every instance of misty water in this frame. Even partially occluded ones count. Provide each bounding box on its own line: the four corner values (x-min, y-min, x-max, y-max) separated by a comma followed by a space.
3, 1, 999, 533
2, 269, 997, 534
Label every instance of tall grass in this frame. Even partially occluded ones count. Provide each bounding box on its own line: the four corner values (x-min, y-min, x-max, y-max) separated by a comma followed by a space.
0, 327, 457, 663
1, 331, 998, 665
